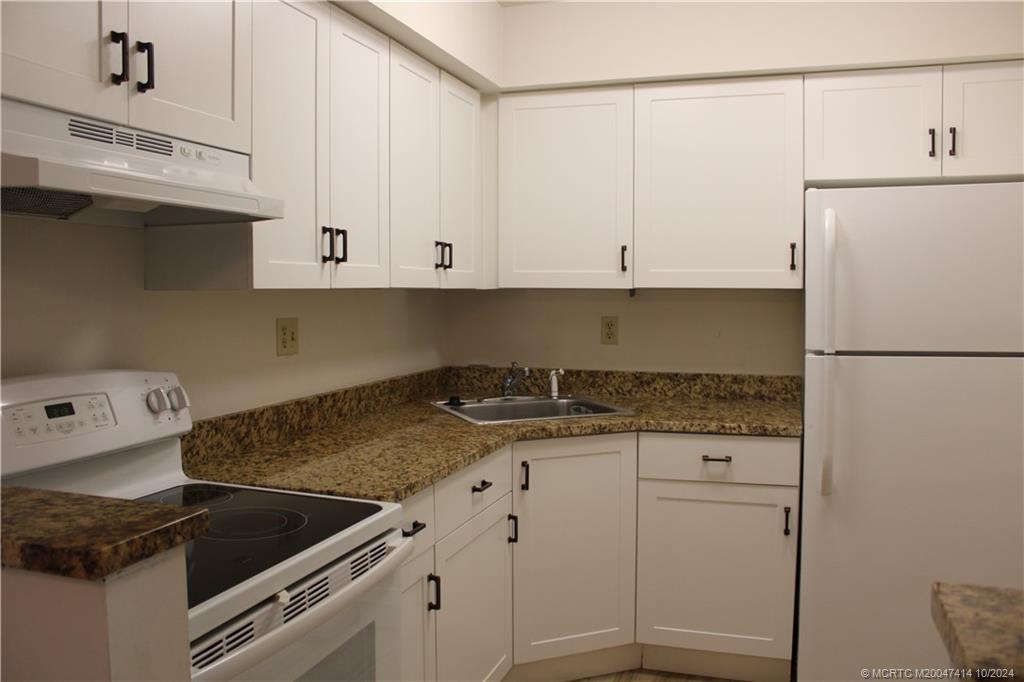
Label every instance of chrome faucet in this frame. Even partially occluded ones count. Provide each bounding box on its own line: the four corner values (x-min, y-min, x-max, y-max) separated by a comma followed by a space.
549, 368, 565, 399
502, 361, 530, 397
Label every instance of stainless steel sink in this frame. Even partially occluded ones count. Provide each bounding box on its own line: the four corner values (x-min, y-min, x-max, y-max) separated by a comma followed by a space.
432, 395, 631, 425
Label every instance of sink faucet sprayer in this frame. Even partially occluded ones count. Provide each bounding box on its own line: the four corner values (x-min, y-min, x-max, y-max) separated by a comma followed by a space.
549, 369, 565, 399
502, 361, 530, 397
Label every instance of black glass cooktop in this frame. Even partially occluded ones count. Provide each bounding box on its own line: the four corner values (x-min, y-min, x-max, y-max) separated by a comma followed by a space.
138, 483, 383, 609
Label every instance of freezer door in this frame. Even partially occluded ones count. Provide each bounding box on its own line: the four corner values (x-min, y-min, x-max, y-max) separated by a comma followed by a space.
799, 355, 1024, 681
806, 182, 1023, 353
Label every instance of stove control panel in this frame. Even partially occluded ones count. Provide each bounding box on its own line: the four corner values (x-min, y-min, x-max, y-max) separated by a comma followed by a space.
5, 393, 115, 445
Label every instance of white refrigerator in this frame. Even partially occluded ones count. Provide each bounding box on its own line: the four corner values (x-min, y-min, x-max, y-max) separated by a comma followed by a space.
798, 182, 1024, 680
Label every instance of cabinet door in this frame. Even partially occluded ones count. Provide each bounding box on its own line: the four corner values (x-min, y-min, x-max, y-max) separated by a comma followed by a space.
399, 548, 437, 682
942, 61, 1024, 177
499, 88, 634, 288
250, 0, 330, 289
434, 495, 513, 682
330, 8, 391, 288
439, 72, 482, 289
128, 0, 252, 152
390, 42, 441, 288
805, 67, 941, 180
636, 480, 798, 659
1, 0, 128, 123
512, 433, 637, 663
635, 76, 803, 288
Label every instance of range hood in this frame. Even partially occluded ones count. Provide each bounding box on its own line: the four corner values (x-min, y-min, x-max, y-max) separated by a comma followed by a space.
1, 99, 283, 226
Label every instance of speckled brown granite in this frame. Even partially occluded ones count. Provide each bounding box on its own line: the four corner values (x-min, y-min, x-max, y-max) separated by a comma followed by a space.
1, 486, 209, 580
183, 367, 802, 503
932, 582, 1024, 671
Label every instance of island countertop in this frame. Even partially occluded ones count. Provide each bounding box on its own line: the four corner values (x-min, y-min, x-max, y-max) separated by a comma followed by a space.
1, 486, 209, 580
932, 582, 1024, 671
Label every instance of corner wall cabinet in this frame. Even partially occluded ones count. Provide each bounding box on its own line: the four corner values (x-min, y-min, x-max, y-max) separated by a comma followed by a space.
805, 61, 1023, 180
634, 76, 803, 288
1, 0, 252, 152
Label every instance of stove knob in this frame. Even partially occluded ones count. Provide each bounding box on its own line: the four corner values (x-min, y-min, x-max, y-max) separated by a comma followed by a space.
168, 385, 191, 412
145, 387, 170, 414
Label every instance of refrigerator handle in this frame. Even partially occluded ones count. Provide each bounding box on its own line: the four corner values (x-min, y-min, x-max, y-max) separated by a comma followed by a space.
823, 208, 837, 355
820, 356, 835, 496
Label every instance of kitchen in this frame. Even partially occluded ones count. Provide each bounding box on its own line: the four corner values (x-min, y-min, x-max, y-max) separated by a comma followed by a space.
0, 1, 1021, 681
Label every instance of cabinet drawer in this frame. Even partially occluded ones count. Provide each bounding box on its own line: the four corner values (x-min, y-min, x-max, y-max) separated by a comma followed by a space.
400, 486, 435, 562
639, 433, 799, 486
435, 446, 511, 539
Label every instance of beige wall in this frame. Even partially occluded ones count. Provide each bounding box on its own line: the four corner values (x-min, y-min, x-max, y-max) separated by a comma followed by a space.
501, 1, 1024, 89
1, 217, 446, 419
441, 289, 804, 376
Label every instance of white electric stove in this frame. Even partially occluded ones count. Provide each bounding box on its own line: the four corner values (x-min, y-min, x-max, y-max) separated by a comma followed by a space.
1, 370, 412, 680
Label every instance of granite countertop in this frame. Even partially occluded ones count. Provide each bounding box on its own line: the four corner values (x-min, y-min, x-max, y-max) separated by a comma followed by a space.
186, 393, 802, 503
1, 486, 209, 580
932, 582, 1024, 671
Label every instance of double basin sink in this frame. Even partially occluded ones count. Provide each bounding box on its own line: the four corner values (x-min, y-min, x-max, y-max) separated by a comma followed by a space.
432, 395, 631, 425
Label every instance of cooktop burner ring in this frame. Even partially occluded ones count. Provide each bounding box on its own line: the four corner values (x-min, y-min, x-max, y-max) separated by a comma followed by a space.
159, 485, 234, 508
205, 506, 309, 542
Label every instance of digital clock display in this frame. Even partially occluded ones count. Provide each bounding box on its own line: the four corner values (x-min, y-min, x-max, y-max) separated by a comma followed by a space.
44, 402, 75, 419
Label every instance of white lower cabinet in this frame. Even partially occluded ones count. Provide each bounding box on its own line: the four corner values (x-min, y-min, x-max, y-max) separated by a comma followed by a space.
636, 433, 800, 661
512, 433, 637, 663
400, 548, 437, 682
435, 494, 514, 682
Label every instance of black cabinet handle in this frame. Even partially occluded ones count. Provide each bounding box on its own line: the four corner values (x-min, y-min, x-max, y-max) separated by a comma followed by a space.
948, 126, 957, 156
334, 228, 348, 264
443, 242, 453, 270
427, 573, 441, 611
111, 31, 129, 85
508, 514, 519, 543
784, 506, 792, 536
789, 242, 797, 271
321, 226, 335, 263
136, 41, 155, 93
620, 245, 628, 272
520, 461, 530, 491
434, 240, 445, 269
471, 479, 492, 494
402, 520, 426, 537
701, 455, 733, 463
928, 128, 936, 157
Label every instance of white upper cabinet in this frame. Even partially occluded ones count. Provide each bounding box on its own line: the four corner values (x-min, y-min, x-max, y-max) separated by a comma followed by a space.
942, 60, 1024, 177
127, 0, 252, 152
512, 434, 637, 663
499, 88, 634, 288
805, 67, 942, 181
249, 0, 330, 289
330, 8, 391, 288
440, 72, 483, 289
635, 76, 803, 288
1, 0, 130, 124
390, 42, 441, 288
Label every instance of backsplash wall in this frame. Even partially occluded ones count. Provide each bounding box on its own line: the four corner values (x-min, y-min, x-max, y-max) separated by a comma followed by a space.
0, 217, 446, 420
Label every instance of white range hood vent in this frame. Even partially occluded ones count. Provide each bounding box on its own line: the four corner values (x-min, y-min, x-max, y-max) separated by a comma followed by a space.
1, 99, 283, 227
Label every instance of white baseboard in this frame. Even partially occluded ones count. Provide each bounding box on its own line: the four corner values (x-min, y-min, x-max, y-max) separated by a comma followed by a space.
642, 644, 791, 682
503, 644, 643, 682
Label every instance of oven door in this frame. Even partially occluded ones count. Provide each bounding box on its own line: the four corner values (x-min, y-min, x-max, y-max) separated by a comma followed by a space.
194, 533, 412, 682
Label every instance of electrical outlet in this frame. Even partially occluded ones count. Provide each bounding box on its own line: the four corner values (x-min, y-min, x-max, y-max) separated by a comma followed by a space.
600, 316, 619, 345
277, 318, 299, 356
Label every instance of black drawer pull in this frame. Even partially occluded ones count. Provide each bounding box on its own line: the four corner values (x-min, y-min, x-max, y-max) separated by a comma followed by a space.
111, 31, 129, 85
701, 455, 733, 463
321, 226, 334, 263
427, 573, 441, 611
136, 40, 155, 93
471, 479, 492, 494
335, 228, 348, 264
789, 242, 797, 271
928, 128, 936, 157
620, 244, 628, 272
520, 461, 530, 491
434, 241, 445, 269
443, 242, 453, 270
508, 514, 519, 543
402, 520, 426, 537
784, 506, 792, 536
949, 126, 957, 156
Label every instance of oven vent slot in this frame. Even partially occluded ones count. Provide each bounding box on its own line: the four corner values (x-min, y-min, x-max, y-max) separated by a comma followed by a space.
223, 622, 254, 653
135, 133, 173, 156
68, 119, 114, 145
190, 638, 225, 670
114, 130, 135, 147
282, 589, 308, 623
307, 576, 330, 607
350, 541, 388, 580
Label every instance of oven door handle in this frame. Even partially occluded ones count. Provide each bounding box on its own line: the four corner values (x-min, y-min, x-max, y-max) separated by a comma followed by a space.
194, 535, 414, 681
